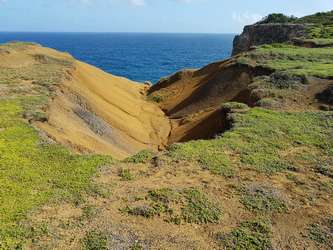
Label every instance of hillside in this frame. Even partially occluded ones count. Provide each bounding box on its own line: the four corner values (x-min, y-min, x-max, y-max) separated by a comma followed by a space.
0, 11, 333, 250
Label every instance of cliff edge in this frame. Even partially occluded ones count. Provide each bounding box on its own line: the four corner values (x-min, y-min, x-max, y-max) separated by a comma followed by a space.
232, 11, 333, 55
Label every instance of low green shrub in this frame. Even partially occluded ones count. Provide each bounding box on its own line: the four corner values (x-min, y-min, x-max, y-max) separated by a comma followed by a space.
216, 219, 272, 250
124, 150, 154, 164
83, 230, 108, 250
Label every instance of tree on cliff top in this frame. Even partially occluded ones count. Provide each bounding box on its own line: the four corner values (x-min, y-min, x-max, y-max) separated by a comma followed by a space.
256, 13, 298, 24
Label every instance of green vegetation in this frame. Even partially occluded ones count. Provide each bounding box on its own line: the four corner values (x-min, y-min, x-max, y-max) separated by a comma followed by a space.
0, 43, 110, 248
257, 13, 297, 24
0, 99, 110, 249
169, 142, 233, 177
124, 149, 154, 164
248, 72, 309, 108
307, 218, 333, 249
297, 11, 333, 39
240, 185, 287, 213
0, 57, 73, 87
82, 206, 99, 220
118, 168, 134, 181
130, 243, 144, 250
298, 11, 333, 25
221, 102, 249, 112
303, 38, 333, 46
181, 188, 221, 224
148, 94, 164, 103
168, 108, 333, 174
256, 11, 333, 40
125, 188, 221, 224
242, 44, 333, 78
314, 158, 333, 178
83, 230, 108, 250
216, 219, 272, 250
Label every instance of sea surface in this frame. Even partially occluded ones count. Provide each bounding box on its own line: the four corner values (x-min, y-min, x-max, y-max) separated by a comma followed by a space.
0, 32, 235, 83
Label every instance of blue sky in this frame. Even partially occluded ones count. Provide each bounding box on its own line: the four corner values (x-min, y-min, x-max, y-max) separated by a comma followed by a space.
0, 0, 332, 33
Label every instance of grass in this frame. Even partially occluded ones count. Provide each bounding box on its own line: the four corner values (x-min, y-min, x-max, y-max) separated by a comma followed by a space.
216, 219, 272, 250
240, 185, 287, 213
0, 99, 110, 248
241, 44, 333, 79
168, 108, 333, 175
83, 229, 108, 250
125, 188, 221, 224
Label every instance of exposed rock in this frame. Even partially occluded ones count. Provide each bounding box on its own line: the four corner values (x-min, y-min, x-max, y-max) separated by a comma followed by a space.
232, 24, 307, 55
316, 85, 333, 105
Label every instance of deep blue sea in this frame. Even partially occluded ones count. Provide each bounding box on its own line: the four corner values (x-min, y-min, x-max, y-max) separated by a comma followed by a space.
0, 32, 235, 83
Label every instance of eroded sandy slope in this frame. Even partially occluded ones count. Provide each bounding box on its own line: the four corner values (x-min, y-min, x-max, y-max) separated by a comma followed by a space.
0, 42, 170, 159
37, 61, 171, 159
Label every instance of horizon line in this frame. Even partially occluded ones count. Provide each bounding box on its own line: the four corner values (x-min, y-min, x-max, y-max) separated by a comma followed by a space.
0, 31, 238, 35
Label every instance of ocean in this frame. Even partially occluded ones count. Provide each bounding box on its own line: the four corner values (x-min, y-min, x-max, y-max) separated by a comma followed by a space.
0, 32, 235, 83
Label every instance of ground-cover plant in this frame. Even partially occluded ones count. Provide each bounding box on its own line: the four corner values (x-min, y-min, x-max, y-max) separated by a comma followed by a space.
240, 185, 287, 213
239, 44, 333, 79
83, 229, 108, 250
216, 219, 272, 250
296, 11, 333, 39
168, 108, 333, 174
0, 99, 109, 248
124, 187, 221, 224
118, 168, 134, 181
124, 150, 154, 164
307, 217, 333, 249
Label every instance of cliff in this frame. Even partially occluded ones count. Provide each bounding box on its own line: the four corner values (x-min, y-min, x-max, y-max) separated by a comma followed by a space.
232, 23, 307, 55
232, 11, 333, 55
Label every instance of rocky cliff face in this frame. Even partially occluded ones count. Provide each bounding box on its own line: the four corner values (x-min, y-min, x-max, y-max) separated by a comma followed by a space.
232, 23, 307, 55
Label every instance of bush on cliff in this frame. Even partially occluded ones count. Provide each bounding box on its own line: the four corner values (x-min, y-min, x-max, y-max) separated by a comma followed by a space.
257, 13, 297, 24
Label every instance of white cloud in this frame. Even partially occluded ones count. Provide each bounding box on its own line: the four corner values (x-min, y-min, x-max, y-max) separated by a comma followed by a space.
232, 12, 263, 26
129, 0, 145, 6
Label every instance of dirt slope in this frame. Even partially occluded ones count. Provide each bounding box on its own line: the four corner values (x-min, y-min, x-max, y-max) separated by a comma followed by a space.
1, 42, 171, 160
148, 60, 257, 143
37, 61, 171, 159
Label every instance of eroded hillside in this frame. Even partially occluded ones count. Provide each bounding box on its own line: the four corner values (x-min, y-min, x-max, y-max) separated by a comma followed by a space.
0, 42, 170, 159
1, 10, 333, 250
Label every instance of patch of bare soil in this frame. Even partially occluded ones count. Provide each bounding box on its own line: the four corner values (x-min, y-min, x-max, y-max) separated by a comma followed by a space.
25, 153, 333, 249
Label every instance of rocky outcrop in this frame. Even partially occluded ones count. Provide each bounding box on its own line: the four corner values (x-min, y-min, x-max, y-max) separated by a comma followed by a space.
232, 24, 307, 55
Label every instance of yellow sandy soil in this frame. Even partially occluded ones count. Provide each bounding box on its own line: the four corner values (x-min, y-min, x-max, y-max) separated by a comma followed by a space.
38, 61, 171, 159
39, 61, 170, 160
1, 43, 171, 160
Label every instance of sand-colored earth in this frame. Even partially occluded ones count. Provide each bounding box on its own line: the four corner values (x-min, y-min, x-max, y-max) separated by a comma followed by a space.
1, 43, 171, 159
37, 61, 171, 159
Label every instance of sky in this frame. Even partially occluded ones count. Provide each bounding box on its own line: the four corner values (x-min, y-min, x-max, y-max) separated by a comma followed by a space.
0, 0, 333, 33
